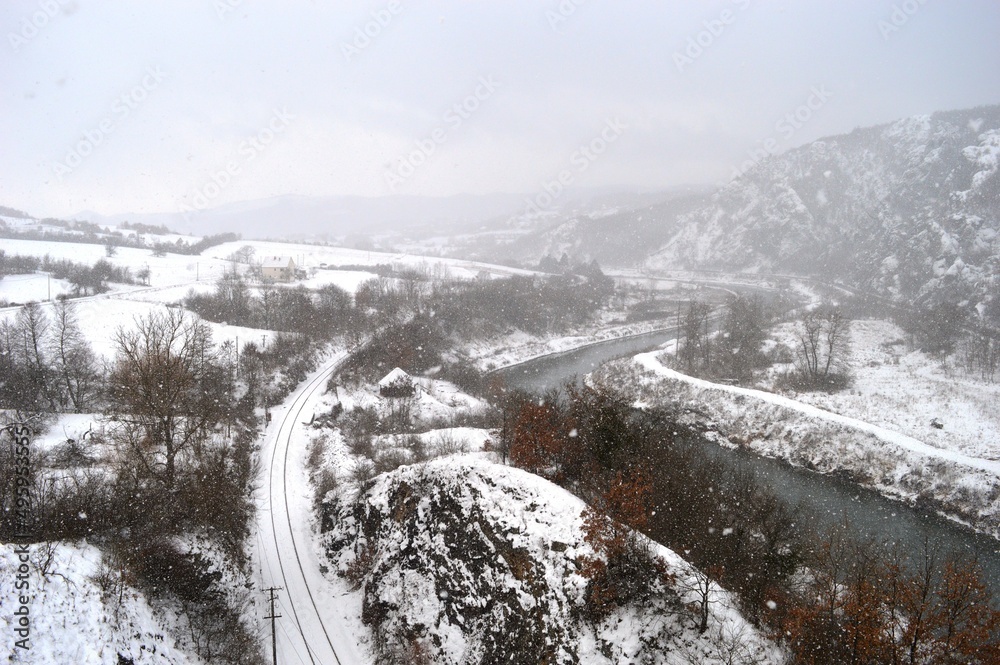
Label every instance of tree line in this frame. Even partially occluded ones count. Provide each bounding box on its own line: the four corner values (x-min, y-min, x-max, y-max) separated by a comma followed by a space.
184, 266, 616, 385
895, 301, 1000, 383
0, 251, 140, 299
0, 222, 239, 257
674, 293, 855, 391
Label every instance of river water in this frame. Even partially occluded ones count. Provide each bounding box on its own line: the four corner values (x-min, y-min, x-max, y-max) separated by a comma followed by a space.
496, 328, 1000, 593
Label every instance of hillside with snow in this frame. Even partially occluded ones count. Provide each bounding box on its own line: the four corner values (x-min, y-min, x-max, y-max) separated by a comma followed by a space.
0, 541, 205, 664
320, 456, 783, 664
646, 105, 1000, 312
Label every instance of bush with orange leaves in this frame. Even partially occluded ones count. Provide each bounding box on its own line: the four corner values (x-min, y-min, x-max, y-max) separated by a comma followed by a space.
509, 399, 575, 481
578, 467, 677, 622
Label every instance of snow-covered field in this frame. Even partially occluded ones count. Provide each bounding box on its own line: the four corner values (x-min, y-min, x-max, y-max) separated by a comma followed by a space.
202, 239, 539, 280
762, 319, 1000, 462
0, 233, 549, 362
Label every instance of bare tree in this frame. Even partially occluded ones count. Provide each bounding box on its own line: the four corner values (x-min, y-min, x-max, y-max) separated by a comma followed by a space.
678, 300, 713, 375
721, 294, 768, 382
48, 299, 101, 412
227, 244, 256, 265
3, 303, 57, 412
684, 564, 724, 633
107, 310, 229, 489
795, 304, 850, 389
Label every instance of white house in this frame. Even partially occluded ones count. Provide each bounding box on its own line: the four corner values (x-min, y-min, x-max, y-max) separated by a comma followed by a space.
260, 256, 296, 282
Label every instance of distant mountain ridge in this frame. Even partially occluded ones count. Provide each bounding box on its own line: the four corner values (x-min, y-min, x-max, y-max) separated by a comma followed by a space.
647, 105, 1000, 310
456, 185, 714, 268
77, 193, 532, 240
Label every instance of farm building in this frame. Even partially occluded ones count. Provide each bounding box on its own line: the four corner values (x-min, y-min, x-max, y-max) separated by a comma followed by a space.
260, 256, 296, 282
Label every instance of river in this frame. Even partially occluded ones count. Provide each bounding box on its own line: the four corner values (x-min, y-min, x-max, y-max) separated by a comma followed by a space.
496, 328, 1000, 593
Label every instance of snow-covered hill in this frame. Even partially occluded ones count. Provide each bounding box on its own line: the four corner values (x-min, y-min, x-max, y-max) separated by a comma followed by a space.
647, 105, 1000, 312
321, 456, 783, 664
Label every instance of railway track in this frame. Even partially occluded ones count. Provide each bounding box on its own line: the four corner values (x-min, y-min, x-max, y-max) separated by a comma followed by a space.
259, 353, 361, 664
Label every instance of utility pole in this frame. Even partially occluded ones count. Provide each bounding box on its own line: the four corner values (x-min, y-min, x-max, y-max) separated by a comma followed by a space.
264, 586, 283, 665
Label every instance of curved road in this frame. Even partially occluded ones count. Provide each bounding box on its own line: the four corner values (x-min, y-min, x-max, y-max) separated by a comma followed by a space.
256, 352, 365, 665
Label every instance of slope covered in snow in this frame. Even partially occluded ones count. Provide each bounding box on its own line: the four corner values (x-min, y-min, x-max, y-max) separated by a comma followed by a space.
0, 542, 206, 664
647, 105, 1000, 311
321, 456, 783, 664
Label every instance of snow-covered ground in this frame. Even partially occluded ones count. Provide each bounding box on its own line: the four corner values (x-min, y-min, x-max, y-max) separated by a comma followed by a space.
0, 541, 200, 664
0, 233, 556, 663
0, 238, 232, 291
253, 353, 370, 664
0, 234, 546, 361
0, 274, 75, 303
1, 294, 276, 360
762, 319, 1000, 462
202, 239, 539, 280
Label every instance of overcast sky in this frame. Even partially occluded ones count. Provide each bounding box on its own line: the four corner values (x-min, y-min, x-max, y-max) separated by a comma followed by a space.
2, 0, 999, 218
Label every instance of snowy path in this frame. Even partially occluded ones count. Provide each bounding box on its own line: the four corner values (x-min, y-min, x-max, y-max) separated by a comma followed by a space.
255, 352, 367, 665
636, 351, 1000, 477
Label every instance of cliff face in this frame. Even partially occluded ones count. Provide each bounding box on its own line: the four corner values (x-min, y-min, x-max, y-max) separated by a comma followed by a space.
648, 105, 1000, 309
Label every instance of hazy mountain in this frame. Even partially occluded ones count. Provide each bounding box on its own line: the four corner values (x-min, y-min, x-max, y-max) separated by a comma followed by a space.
75, 188, 682, 245
454, 185, 714, 268
78, 193, 533, 241
647, 105, 1000, 309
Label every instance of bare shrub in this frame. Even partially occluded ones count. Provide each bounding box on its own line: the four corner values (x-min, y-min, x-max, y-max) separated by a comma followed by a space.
423, 405, 501, 430
30, 540, 60, 578
343, 541, 376, 590
343, 407, 380, 458
374, 448, 410, 474
433, 430, 468, 457
313, 468, 338, 513
403, 434, 427, 463
349, 433, 375, 459
352, 458, 376, 485
306, 434, 328, 475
